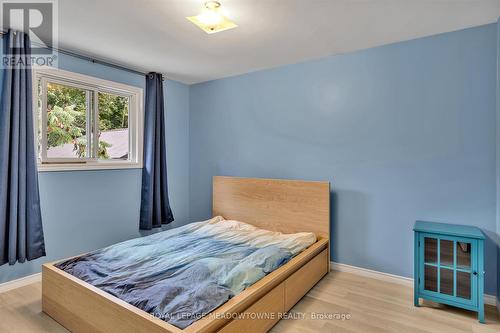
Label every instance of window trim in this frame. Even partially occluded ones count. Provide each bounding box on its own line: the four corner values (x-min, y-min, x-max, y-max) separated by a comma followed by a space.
32, 66, 144, 172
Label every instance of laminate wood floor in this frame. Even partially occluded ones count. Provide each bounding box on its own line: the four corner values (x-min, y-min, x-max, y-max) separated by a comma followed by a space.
1, 271, 498, 333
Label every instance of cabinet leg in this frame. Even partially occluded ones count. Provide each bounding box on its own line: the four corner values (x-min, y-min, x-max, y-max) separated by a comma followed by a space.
478, 309, 484, 324
414, 295, 419, 307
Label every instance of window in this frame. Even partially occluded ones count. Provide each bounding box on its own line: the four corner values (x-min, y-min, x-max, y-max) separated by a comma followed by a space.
33, 67, 143, 171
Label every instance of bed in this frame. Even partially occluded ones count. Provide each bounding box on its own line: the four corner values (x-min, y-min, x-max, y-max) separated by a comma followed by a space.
42, 176, 330, 333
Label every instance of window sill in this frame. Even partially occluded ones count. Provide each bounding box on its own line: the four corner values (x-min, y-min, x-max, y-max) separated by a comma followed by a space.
37, 162, 143, 172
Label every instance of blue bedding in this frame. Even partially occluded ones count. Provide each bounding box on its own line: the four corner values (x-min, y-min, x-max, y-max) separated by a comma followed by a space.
56, 216, 316, 329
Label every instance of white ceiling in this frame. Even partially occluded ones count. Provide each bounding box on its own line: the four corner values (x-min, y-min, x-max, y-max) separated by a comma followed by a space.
57, 0, 500, 84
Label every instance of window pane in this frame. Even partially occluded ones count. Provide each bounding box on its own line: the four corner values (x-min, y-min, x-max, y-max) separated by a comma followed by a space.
98, 92, 129, 160
456, 271, 471, 299
440, 268, 453, 296
424, 265, 437, 292
456, 242, 471, 269
424, 237, 437, 264
440, 240, 453, 267
46, 82, 88, 159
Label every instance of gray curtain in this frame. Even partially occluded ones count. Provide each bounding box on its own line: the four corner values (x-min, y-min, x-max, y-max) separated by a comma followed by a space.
139, 73, 174, 230
0, 30, 46, 265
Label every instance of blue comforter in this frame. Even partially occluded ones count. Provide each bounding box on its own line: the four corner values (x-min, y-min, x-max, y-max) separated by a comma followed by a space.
56, 216, 316, 329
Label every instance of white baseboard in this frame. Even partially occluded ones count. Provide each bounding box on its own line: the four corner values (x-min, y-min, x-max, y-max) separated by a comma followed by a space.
331, 262, 413, 286
0, 273, 41, 294
331, 261, 497, 306
484, 294, 497, 307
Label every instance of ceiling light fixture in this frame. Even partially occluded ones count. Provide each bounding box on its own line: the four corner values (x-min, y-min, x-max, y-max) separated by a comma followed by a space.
187, 1, 237, 34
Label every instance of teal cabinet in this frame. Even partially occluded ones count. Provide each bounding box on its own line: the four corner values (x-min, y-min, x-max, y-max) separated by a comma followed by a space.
413, 221, 485, 323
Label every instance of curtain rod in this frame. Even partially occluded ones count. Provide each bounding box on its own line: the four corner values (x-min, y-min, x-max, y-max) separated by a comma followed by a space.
0, 30, 166, 80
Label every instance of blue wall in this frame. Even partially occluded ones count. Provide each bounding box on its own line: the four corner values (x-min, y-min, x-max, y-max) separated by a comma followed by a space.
189, 24, 498, 295
0, 51, 190, 283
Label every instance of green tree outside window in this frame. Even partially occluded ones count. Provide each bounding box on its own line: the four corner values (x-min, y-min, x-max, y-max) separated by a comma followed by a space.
46, 83, 128, 159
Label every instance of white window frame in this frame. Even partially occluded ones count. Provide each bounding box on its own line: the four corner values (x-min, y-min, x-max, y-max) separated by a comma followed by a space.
33, 66, 144, 172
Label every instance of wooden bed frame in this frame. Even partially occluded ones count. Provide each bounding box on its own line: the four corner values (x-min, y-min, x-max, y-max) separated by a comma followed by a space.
42, 176, 330, 333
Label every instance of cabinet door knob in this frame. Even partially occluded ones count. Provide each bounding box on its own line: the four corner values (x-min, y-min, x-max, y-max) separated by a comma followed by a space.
473, 271, 478, 276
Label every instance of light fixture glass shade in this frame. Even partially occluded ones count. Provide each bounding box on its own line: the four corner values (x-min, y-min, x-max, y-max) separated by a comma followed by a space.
187, 1, 237, 34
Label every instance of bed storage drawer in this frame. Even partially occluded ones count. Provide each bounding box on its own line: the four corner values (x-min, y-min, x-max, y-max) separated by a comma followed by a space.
218, 282, 285, 333
284, 248, 328, 311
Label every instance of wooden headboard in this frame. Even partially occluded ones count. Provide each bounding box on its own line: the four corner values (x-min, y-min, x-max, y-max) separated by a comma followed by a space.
213, 176, 330, 239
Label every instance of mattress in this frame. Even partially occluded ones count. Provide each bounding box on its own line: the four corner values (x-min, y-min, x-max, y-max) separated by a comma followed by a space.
56, 216, 316, 329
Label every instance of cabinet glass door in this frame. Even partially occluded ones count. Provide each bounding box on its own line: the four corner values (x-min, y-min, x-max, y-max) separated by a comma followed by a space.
420, 234, 476, 305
